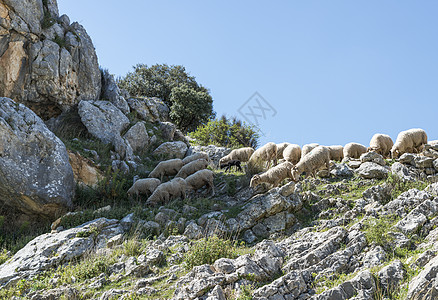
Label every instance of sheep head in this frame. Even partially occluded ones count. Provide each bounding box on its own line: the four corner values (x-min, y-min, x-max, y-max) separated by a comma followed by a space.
290, 167, 300, 182
250, 175, 261, 188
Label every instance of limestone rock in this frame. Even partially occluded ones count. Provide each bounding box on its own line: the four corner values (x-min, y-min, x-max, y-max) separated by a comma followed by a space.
68, 150, 101, 187
159, 121, 177, 141
0, 98, 74, 218
188, 145, 231, 167
127, 97, 170, 122
330, 163, 354, 177
101, 70, 129, 114
407, 255, 438, 299
356, 162, 389, 179
123, 121, 149, 153
378, 260, 406, 294
391, 162, 416, 182
153, 141, 188, 159
360, 151, 386, 166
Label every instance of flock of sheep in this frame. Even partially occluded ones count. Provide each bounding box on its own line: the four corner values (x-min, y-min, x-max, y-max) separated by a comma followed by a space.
127, 128, 430, 205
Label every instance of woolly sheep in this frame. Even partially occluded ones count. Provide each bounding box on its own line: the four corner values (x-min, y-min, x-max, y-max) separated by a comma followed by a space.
291, 146, 330, 181
146, 177, 187, 206
391, 128, 428, 159
149, 159, 184, 181
219, 147, 255, 165
276, 142, 291, 159
248, 142, 278, 168
343, 142, 367, 159
175, 158, 208, 179
282, 144, 302, 164
182, 152, 210, 165
301, 143, 319, 158
127, 178, 161, 198
250, 161, 294, 188
185, 169, 215, 196
328, 145, 344, 161
368, 134, 394, 158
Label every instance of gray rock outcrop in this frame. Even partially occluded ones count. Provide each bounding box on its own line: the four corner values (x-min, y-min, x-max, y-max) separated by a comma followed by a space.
0, 1, 101, 119
0, 97, 74, 218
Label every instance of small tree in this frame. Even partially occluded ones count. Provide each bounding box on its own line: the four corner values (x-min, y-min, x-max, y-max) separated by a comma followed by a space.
189, 115, 259, 149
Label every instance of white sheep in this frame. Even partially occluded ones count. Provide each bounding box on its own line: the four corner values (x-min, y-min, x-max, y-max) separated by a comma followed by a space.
282, 144, 302, 164
146, 177, 187, 206
127, 178, 161, 198
185, 169, 215, 196
248, 142, 278, 169
391, 128, 428, 159
250, 161, 294, 188
291, 146, 330, 181
343, 142, 367, 159
183, 152, 210, 165
327, 145, 344, 161
276, 142, 291, 159
175, 159, 208, 179
219, 147, 255, 165
368, 134, 394, 158
301, 143, 319, 158
148, 159, 184, 181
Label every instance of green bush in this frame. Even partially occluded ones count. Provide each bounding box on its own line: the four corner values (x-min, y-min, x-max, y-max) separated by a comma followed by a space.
184, 235, 239, 269
189, 115, 259, 149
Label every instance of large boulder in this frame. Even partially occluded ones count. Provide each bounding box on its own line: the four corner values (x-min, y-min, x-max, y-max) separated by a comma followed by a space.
0, 1, 101, 120
101, 69, 129, 114
356, 162, 390, 179
153, 141, 188, 159
123, 121, 149, 153
0, 97, 74, 218
127, 97, 170, 122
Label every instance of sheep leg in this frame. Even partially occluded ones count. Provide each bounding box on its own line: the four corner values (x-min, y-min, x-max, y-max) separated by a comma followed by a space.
237, 164, 243, 172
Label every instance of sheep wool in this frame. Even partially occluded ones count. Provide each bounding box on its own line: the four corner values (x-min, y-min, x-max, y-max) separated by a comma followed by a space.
185, 169, 215, 196
327, 145, 344, 162
283, 144, 301, 164
219, 147, 255, 165
291, 146, 330, 181
146, 177, 187, 206
127, 178, 161, 198
248, 142, 278, 168
182, 152, 210, 165
391, 128, 428, 159
148, 159, 184, 181
301, 143, 320, 158
276, 142, 291, 159
368, 134, 394, 158
343, 143, 367, 159
175, 159, 208, 179
250, 161, 294, 188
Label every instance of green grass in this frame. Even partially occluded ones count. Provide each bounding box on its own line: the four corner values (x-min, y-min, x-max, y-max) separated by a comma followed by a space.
362, 216, 398, 249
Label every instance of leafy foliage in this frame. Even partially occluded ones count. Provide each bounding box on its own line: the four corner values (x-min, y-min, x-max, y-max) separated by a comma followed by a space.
189, 115, 259, 149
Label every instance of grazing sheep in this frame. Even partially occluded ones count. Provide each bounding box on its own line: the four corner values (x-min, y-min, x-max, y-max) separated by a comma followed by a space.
248, 142, 278, 169
391, 128, 428, 159
283, 144, 302, 164
219, 147, 255, 165
175, 159, 208, 179
183, 152, 210, 165
149, 159, 184, 181
343, 143, 367, 159
368, 134, 394, 158
328, 145, 344, 161
220, 160, 243, 172
127, 178, 161, 198
276, 142, 291, 159
301, 143, 319, 158
146, 177, 187, 206
185, 169, 215, 196
250, 161, 294, 189
291, 146, 330, 181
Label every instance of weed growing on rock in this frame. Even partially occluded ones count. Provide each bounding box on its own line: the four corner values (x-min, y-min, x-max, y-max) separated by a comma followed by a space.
363, 216, 398, 249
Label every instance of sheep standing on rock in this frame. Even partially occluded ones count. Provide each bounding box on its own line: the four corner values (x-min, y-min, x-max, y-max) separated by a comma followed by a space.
146, 177, 187, 206
301, 143, 319, 158
248, 142, 278, 169
368, 134, 394, 158
127, 178, 161, 199
219, 147, 255, 166
149, 159, 184, 181
276, 142, 291, 159
391, 128, 428, 159
343, 143, 367, 159
185, 169, 215, 196
283, 144, 301, 164
183, 152, 210, 165
328, 145, 344, 161
250, 161, 294, 189
176, 159, 208, 179
291, 146, 330, 181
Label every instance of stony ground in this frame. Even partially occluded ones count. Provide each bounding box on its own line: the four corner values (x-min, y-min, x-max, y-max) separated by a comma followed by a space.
1, 149, 438, 300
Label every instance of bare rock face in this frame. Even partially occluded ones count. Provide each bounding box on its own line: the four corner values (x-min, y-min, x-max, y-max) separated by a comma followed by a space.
68, 150, 102, 187
0, 0, 101, 120
0, 97, 74, 218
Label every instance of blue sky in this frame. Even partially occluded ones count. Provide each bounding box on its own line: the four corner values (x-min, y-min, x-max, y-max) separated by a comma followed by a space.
58, 1, 438, 147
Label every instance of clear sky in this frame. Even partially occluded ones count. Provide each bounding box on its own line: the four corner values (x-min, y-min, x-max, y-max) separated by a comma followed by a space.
58, 1, 438, 147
